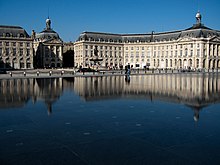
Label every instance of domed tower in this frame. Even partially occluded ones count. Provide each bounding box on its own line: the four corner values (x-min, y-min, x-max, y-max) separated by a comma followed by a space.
33, 17, 63, 69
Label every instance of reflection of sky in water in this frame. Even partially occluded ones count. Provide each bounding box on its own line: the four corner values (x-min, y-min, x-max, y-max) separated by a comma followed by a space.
0, 74, 220, 164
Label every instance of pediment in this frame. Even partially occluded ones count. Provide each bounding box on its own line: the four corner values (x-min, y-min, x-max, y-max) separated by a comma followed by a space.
209, 36, 220, 42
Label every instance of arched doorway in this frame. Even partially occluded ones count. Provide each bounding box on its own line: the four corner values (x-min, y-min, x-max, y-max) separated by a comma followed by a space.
179, 59, 182, 69
209, 60, 212, 69
189, 59, 192, 69
196, 59, 200, 68
203, 59, 206, 68
217, 60, 220, 68
183, 59, 187, 69
213, 59, 216, 69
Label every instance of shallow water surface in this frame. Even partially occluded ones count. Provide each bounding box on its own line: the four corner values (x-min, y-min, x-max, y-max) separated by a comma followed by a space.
0, 74, 220, 165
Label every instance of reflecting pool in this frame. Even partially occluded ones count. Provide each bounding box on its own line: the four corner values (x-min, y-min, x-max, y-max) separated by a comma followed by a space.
0, 73, 220, 165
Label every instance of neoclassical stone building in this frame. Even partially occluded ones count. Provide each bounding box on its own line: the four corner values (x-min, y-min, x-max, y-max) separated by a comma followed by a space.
33, 18, 63, 68
74, 12, 220, 70
0, 25, 34, 69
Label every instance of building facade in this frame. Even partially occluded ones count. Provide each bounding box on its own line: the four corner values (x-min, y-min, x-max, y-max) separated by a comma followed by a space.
74, 12, 220, 70
33, 18, 63, 68
0, 25, 34, 69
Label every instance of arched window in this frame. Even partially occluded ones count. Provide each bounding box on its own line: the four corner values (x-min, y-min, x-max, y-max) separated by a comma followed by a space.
196, 59, 200, 68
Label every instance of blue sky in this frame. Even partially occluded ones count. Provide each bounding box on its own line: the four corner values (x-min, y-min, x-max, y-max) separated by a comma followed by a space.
0, 0, 220, 42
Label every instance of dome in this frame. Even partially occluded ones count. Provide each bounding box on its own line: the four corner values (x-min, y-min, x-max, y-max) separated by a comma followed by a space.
35, 29, 61, 41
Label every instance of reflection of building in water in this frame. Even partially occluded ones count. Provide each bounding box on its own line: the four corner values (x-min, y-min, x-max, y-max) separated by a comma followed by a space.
0, 79, 35, 108
73, 74, 220, 121
0, 74, 219, 120
73, 76, 124, 101
0, 78, 67, 115
32, 78, 63, 115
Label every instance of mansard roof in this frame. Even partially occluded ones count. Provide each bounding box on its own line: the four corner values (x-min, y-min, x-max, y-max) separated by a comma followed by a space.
0, 25, 30, 38
77, 24, 220, 43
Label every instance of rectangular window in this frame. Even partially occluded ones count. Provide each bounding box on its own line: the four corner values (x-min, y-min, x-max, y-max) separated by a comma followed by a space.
6, 48, 9, 55
20, 62, 24, 68
27, 49, 30, 56
90, 51, 93, 57
13, 48, 16, 56
20, 49, 23, 56
27, 63, 31, 68
197, 49, 200, 56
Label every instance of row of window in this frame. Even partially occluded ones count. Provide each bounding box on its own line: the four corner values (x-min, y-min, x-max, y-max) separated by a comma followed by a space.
0, 48, 31, 56
0, 33, 26, 38
82, 43, 220, 52
152, 59, 200, 68
0, 42, 31, 47
83, 45, 123, 51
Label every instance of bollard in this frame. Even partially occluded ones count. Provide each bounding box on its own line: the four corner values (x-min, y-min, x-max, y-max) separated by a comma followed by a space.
49, 71, 52, 76
37, 71, 39, 76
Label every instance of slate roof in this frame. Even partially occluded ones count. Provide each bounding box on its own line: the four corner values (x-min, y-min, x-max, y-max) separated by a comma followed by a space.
0, 25, 30, 38
77, 23, 220, 43
35, 28, 61, 41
